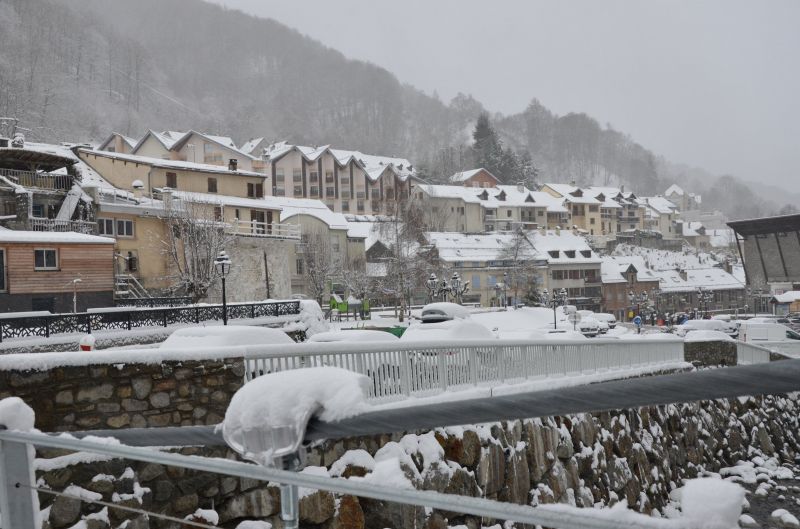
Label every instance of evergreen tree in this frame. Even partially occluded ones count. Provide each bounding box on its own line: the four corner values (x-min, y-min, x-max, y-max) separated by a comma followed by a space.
471, 112, 503, 177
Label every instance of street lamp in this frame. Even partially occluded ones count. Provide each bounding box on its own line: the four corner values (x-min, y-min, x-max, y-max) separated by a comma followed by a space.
747, 287, 762, 318
426, 273, 438, 303
214, 250, 232, 325
70, 278, 82, 313
450, 272, 469, 304
541, 288, 568, 329
696, 287, 713, 318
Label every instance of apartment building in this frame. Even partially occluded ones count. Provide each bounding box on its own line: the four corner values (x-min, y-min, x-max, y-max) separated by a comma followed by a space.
600, 256, 661, 321
541, 183, 603, 235
531, 228, 602, 311
261, 141, 415, 216
122, 130, 258, 173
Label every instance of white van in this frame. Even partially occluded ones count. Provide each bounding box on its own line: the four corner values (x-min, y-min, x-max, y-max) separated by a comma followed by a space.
739, 322, 800, 343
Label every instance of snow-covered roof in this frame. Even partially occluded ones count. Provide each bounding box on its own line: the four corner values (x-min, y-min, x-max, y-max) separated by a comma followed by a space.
80, 149, 267, 178
97, 132, 139, 151
665, 184, 684, 196
528, 230, 600, 264
131, 129, 181, 153
644, 196, 678, 215
0, 228, 115, 245
542, 183, 601, 205
418, 184, 564, 212
426, 232, 541, 263
264, 141, 416, 182
611, 244, 723, 271
170, 131, 255, 160
708, 229, 735, 247
448, 168, 500, 184
169, 190, 282, 212
239, 137, 264, 156
680, 221, 707, 237
773, 291, 800, 304
652, 268, 744, 292
600, 256, 660, 284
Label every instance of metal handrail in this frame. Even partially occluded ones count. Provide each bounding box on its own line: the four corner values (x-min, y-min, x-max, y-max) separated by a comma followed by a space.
242, 338, 685, 401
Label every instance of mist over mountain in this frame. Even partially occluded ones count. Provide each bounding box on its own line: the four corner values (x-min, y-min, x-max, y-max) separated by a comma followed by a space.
0, 0, 791, 219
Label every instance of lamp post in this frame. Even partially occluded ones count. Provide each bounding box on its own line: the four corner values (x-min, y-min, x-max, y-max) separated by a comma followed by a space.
214, 250, 232, 325
450, 272, 468, 304
747, 287, 761, 318
71, 278, 82, 313
503, 272, 508, 307
541, 288, 567, 329
696, 287, 713, 318
426, 273, 438, 303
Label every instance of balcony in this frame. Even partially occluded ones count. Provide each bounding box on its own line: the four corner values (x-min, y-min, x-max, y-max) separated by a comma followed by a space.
29, 217, 98, 234
226, 219, 301, 240
0, 168, 73, 191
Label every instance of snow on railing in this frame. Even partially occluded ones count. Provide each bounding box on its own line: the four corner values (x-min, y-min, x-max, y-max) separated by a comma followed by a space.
736, 341, 772, 365
226, 219, 301, 240
243, 338, 685, 402
29, 217, 97, 234
0, 168, 73, 190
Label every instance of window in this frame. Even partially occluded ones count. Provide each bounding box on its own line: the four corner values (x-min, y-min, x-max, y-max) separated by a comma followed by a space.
32, 204, 44, 218
0, 249, 5, 292
275, 169, 285, 183
341, 200, 350, 212
116, 219, 134, 237
325, 171, 334, 183
589, 205, 599, 212
98, 218, 114, 236
356, 191, 365, 199
166, 172, 177, 188
341, 177, 350, 186
471, 275, 480, 288
371, 189, 381, 200
207, 178, 218, 193
326, 186, 335, 196
293, 185, 303, 196
590, 218, 595, 225
247, 183, 264, 198
357, 200, 365, 212
296, 258, 304, 275
385, 188, 395, 200
310, 171, 319, 183
34, 249, 58, 270
310, 186, 319, 197
341, 190, 351, 200
293, 169, 302, 182
548, 250, 559, 259
275, 187, 285, 197
213, 206, 222, 221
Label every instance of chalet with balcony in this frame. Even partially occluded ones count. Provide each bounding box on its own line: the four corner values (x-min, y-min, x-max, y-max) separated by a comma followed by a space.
0, 139, 96, 235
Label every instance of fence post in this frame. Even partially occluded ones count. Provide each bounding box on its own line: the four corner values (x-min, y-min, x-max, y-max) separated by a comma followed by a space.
401, 352, 412, 396
127, 311, 132, 331
0, 433, 39, 529
438, 350, 447, 391
86, 314, 92, 335
469, 348, 478, 386
195, 307, 199, 324
44, 317, 50, 338
0, 321, 3, 343
162, 310, 167, 328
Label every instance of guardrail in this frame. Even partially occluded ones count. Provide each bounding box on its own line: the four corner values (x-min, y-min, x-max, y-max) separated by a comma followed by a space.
0, 168, 73, 190
0, 300, 301, 342
28, 217, 97, 234
226, 219, 301, 240
736, 341, 773, 365
243, 338, 685, 402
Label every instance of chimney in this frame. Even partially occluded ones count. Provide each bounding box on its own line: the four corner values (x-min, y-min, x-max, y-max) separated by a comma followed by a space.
131, 179, 144, 199
228, 158, 238, 171
569, 180, 576, 187
517, 182, 524, 193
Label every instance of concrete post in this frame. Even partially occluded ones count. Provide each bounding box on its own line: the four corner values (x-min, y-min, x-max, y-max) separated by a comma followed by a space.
0, 430, 38, 529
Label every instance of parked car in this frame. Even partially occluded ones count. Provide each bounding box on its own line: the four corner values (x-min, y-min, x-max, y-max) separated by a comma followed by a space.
592, 313, 617, 329
675, 319, 738, 338
160, 325, 294, 348
577, 317, 601, 338
307, 330, 399, 343
420, 302, 471, 323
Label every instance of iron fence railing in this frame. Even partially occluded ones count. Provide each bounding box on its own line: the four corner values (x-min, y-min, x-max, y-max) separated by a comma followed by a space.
242, 338, 685, 402
0, 168, 73, 190
114, 297, 193, 308
0, 300, 301, 342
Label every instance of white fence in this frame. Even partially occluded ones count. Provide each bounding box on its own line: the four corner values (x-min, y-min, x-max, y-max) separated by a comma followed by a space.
226, 219, 301, 240
736, 341, 773, 365
243, 338, 685, 402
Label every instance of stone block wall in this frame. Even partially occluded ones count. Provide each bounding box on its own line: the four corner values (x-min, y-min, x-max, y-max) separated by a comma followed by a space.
0, 358, 244, 432
683, 340, 738, 366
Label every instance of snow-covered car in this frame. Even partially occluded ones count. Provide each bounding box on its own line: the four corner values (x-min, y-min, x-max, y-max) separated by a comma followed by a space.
307, 330, 399, 343
160, 325, 295, 348
594, 319, 610, 334
592, 313, 617, 329
675, 319, 737, 338
577, 317, 600, 338
420, 302, 471, 323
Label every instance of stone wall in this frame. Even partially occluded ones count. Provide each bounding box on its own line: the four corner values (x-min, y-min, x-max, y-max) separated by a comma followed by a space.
33, 393, 800, 529
0, 358, 243, 432
683, 340, 738, 366
204, 237, 293, 303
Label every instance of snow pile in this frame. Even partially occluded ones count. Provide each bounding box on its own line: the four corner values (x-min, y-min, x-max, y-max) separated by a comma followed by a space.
401, 319, 495, 342
185, 508, 219, 525
222, 367, 370, 465
292, 300, 328, 337
235, 521, 273, 529
160, 325, 294, 349
0, 396, 35, 430
770, 509, 800, 528
678, 478, 744, 529
308, 330, 398, 343
683, 330, 734, 342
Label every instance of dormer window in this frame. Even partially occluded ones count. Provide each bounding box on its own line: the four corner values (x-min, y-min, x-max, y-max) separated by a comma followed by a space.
570, 189, 583, 197
478, 190, 489, 200
548, 250, 560, 259
564, 250, 576, 258
496, 191, 506, 201
580, 250, 591, 258
525, 194, 535, 203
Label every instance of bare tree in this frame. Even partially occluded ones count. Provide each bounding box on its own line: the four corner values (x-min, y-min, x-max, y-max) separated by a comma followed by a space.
160, 194, 233, 302
339, 256, 372, 304
498, 228, 543, 306
300, 229, 341, 305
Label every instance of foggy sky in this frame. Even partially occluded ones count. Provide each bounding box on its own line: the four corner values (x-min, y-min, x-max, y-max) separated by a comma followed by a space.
212, 0, 799, 188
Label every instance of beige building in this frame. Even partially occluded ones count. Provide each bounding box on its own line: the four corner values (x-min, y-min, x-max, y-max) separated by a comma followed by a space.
261, 141, 416, 216
541, 183, 604, 235
415, 184, 570, 233
544, 184, 647, 235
